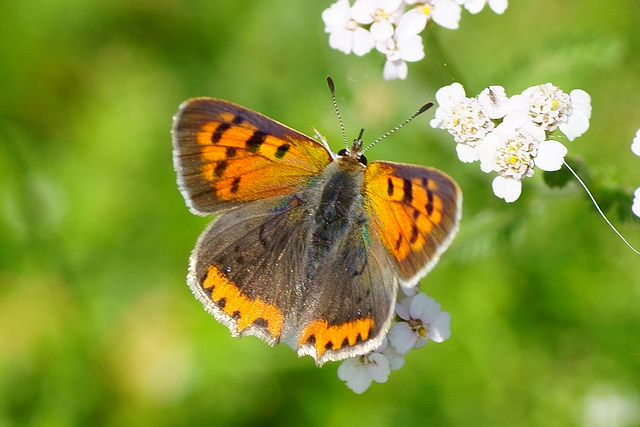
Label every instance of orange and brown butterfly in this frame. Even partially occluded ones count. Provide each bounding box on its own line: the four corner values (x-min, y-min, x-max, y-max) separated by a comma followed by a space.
172, 78, 462, 366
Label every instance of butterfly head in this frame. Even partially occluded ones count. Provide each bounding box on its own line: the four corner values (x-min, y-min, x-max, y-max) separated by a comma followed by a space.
326, 76, 433, 168
337, 129, 368, 166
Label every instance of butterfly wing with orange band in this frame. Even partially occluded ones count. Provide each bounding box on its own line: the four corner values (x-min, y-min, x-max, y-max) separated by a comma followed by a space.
172, 98, 333, 214
363, 161, 462, 287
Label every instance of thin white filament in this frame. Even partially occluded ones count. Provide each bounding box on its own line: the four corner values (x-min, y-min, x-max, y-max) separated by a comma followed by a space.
563, 160, 640, 255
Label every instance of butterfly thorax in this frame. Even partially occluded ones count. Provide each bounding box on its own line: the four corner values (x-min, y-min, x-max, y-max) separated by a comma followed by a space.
306, 156, 367, 279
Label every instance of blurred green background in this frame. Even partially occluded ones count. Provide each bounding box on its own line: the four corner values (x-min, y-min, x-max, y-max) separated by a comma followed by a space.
1, 1, 640, 426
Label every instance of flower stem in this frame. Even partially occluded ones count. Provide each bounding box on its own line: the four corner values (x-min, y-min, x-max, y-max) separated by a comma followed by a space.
563, 160, 640, 255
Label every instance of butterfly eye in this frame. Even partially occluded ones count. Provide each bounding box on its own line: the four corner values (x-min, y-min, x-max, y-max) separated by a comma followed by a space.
337, 149, 367, 165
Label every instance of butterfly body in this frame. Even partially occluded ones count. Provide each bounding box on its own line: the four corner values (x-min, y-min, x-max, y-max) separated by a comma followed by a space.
173, 97, 462, 365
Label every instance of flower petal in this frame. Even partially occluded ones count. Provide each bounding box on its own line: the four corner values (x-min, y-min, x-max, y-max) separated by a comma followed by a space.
351, 0, 374, 24
410, 293, 440, 323
503, 94, 532, 128
463, 0, 486, 14
632, 187, 640, 218
435, 82, 466, 108
489, 0, 508, 14
329, 29, 354, 54
370, 20, 395, 42
388, 321, 417, 355
396, 9, 428, 37
382, 345, 405, 370
632, 129, 640, 157
395, 297, 412, 320
366, 353, 391, 383
383, 59, 407, 80
558, 89, 591, 140
492, 176, 522, 202
535, 140, 567, 171
338, 358, 373, 394
432, 0, 462, 29
346, 367, 373, 394
456, 143, 480, 163
406, 293, 427, 318
322, 0, 351, 29
351, 27, 375, 55
398, 35, 425, 62
478, 85, 509, 119
428, 311, 452, 342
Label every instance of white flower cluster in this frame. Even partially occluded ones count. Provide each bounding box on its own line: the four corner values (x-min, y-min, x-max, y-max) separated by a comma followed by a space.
631, 129, 640, 217
322, 0, 508, 80
431, 82, 592, 202
338, 292, 451, 393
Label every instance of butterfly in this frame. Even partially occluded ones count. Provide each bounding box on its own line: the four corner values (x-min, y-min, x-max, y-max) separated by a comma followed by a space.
172, 79, 462, 366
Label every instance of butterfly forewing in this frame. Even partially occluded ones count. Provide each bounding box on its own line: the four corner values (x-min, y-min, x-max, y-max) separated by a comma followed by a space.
172, 98, 333, 214
363, 161, 462, 286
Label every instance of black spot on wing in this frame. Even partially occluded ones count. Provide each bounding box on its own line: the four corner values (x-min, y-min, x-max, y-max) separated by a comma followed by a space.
231, 177, 241, 194
211, 123, 231, 144
409, 224, 419, 244
426, 188, 434, 216
253, 318, 268, 328
395, 233, 402, 250
246, 130, 267, 152
275, 143, 290, 159
402, 178, 413, 203
214, 160, 228, 177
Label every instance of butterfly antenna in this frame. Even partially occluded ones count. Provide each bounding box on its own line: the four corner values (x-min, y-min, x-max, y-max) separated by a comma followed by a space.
360, 102, 434, 156
327, 76, 349, 149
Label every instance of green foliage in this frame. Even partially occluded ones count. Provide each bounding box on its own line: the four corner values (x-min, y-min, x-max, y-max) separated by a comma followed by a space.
1, 1, 639, 426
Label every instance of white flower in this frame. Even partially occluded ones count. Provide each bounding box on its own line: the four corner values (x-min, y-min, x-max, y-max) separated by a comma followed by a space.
388, 293, 452, 355
322, 0, 375, 56
376, 14, 425, 80
631, 128, 640, 157
337, 339, 395, 394
505, 84, 592, 141
351, 0, 403, 41
632, 187, 640, 218
459, 0, 508, 14
430, 82, 495, 162
477, 122, 567, 202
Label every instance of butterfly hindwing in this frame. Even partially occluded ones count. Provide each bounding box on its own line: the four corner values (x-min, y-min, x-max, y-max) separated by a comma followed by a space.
363, 161, 462, 286
294, 213, 398, 364
188, 195, 313, 346
172, 98, 333, 214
